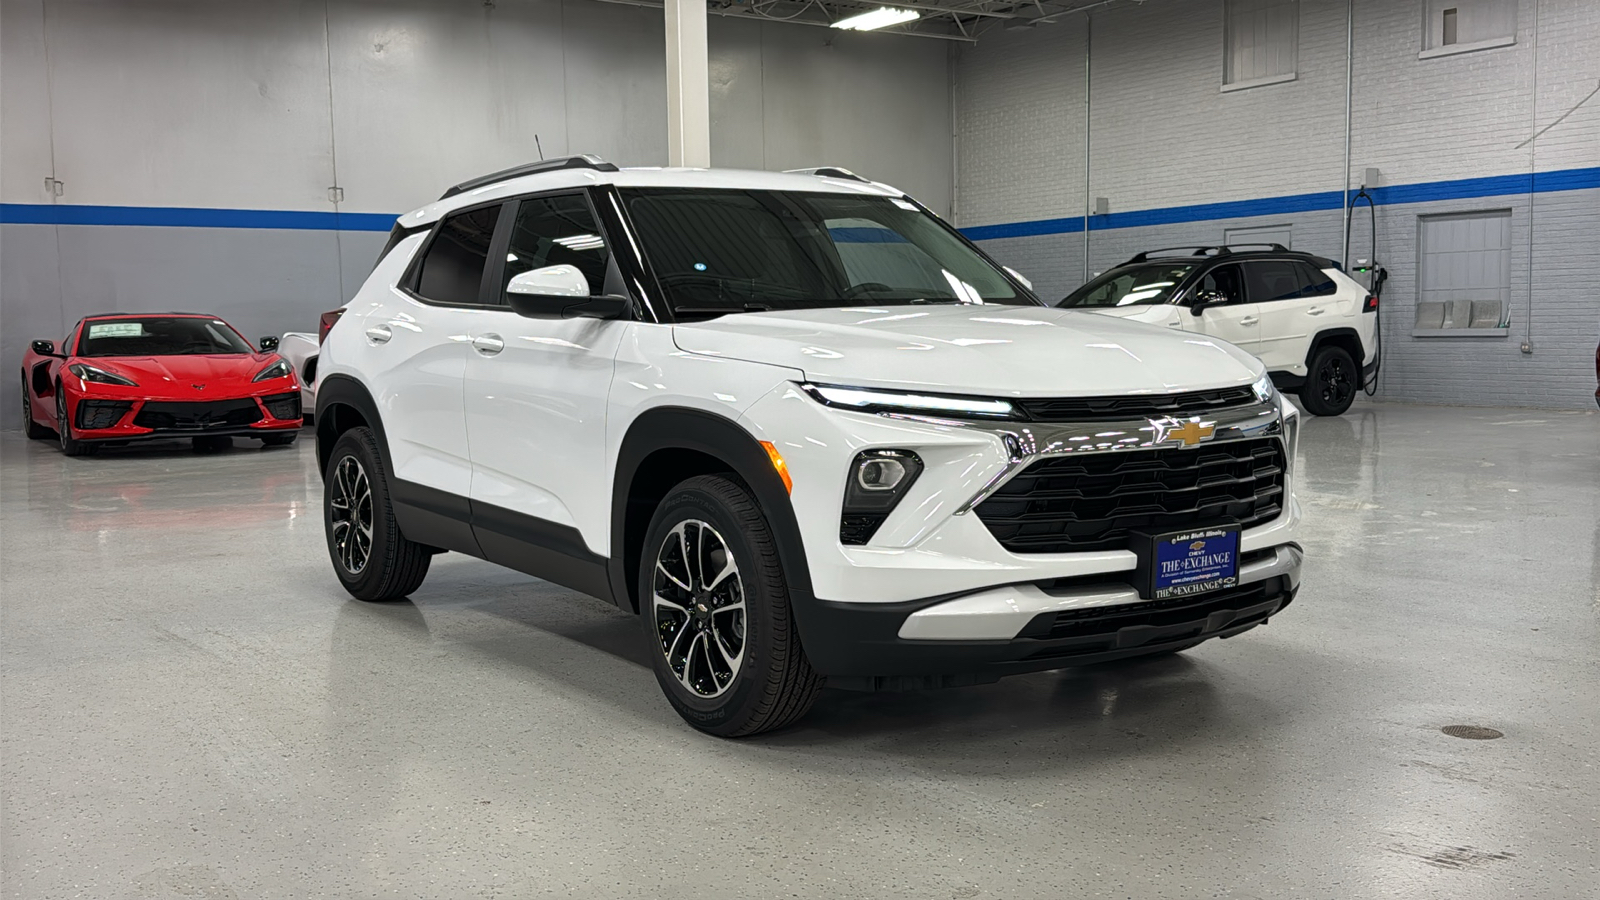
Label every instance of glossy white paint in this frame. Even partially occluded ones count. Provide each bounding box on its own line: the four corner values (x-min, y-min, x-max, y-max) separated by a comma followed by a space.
277, 331, 320, 411
507, 266, 590, 299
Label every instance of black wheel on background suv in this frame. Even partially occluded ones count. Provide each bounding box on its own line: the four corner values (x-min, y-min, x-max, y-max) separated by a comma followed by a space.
639, 474, 823, 737
324, 426, 431, 601
21, 376, 51, 440
54, 385, 96, 457
1301, 345, 1357, 416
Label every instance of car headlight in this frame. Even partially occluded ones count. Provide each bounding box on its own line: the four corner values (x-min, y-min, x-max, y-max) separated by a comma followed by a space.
1251, 373, 1276, 404
67, 363, 138, 387
840, 449, 924, 545
801, 383, 1020, 420
252, 359, 293, 382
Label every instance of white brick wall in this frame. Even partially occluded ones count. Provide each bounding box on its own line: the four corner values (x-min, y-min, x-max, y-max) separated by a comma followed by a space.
956, 0, 1600, 409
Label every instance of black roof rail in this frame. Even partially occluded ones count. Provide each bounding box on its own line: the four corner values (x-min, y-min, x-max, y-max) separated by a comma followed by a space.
440, 155, 619, 200
1123, 243, 1291, 265
783, 166, 870, 183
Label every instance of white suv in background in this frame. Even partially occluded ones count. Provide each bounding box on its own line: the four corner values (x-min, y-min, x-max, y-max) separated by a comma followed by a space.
315, 157, 1304, 736
1058, 246, 1379, 416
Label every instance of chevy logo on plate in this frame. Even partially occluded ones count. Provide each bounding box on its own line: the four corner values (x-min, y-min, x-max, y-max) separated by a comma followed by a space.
1149, 416, 1216, 448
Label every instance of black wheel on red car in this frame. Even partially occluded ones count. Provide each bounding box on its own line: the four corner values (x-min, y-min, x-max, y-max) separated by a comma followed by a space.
21, 376, 51, 440
54, 384, 95, 457
324, 426, 430, 601
260, 433, 297, 447
638, 474, 822, 737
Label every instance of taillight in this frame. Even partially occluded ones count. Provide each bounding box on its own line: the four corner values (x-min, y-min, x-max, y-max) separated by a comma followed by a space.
318, 308, 346, 344
1362, 295, 1378, 313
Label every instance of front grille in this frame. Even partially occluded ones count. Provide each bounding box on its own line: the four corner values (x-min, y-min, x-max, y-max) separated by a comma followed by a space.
76, 400, 133, 430
261, 392, 302, 421
1014, 386, 1257, 422
132, 398, 262, 431
974, 437, 1285, 554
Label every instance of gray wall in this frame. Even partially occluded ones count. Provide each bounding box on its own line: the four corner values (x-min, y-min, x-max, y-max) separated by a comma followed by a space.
955, 0, 1600, 410
0, 0, 953, 403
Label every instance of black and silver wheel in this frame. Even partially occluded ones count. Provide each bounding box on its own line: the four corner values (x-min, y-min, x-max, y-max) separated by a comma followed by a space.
323, 426, 430, 601
639, 475, 822, 737
22, 376, 51, 440
1301, 346, 1357, 416
55, 386, 95, 457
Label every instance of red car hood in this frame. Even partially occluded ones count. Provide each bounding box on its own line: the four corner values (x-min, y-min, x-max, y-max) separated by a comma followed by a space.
84, 354, 280, 399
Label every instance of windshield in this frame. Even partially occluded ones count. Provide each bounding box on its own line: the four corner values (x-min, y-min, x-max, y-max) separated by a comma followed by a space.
76, 317, 254, 357
620, 188, 1036, 319
1058, 263, 1195, 309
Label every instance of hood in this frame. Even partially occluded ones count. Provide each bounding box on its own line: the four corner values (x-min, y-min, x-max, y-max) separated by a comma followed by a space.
86, 354, 279, 393
671, 304, 1262, 396
1083, 304, 1181, 326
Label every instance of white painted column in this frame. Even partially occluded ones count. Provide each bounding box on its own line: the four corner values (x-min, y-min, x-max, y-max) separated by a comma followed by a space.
664, 0, 711, 168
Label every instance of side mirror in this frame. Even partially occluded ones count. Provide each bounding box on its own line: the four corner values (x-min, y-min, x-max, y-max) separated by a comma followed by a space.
1002, 266, 1033, 291
259, 336, 280, 352
505, 265, 630, 320
30, 340, 57, 357
1190, 290, 1227, 316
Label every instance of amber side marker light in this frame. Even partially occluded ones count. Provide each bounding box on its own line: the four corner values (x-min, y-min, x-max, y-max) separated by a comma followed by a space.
759, 441, 793, 493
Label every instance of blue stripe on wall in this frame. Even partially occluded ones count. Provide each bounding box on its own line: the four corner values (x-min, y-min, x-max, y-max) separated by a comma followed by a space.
960, 166, 1600, 241
2, 166, 1594, 237
0, 203, 396, 232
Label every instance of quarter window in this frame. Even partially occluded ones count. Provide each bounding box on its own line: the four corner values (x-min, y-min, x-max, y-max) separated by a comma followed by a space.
1294, 261, 1337, 297
501, 194, 610, 297
414, 204, 503, 306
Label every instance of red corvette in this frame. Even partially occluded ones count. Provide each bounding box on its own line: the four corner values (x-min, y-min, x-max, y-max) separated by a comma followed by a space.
20, 312, 303, 456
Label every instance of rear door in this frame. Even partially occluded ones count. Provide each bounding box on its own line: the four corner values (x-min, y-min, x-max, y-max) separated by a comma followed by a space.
1249, 259, 1338, 372
1189, 263, 1260, 353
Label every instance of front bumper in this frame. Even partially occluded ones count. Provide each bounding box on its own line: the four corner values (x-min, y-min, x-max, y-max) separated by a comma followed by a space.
806, 544, 1301, 689
67, 388, 302, 443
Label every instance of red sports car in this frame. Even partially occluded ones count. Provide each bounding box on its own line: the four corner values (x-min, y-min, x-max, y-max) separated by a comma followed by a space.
20, 312, 303, 456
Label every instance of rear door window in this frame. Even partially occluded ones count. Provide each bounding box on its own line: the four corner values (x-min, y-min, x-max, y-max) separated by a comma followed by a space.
1243, 261, 1305, 303
414, 204, 504, 305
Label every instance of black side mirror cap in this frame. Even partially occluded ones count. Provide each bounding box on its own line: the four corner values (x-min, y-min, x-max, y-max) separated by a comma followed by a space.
30, 340, 57, 356
259, 336, 280, 352
506, 292, 631, 321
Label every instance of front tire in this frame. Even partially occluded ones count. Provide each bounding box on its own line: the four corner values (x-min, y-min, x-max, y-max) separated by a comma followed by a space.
639, 475, 823, 737
55, 386, 95, 457
22, 377, 51, 439
1301, 346, 1357, 416
324, 426, 431, 601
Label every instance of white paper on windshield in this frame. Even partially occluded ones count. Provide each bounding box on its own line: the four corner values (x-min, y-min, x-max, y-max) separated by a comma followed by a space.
87, 323, 145, 338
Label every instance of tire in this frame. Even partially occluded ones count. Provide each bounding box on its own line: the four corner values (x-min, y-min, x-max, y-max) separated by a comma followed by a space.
54, 386, 96, 457
192, 435, 233, 453
1301, 345, 1357, 416
639, 474, 823, 737
323, 426, 431, 601
21, 376, 51, 440
260, 433, 298, 447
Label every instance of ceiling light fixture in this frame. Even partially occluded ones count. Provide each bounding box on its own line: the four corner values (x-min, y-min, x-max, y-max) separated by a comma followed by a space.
831, 6, 919, 31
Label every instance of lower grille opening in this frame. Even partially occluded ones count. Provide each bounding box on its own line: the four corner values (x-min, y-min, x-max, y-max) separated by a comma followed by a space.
76, 400, 133, 430
840, 514, 887, 546
132, 398, 263, 431
1017, 576, 1291, 659
261, 392, 302, 421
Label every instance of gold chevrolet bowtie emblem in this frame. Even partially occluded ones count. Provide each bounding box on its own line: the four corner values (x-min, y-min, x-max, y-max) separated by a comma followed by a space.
1150, 417, 1216, 447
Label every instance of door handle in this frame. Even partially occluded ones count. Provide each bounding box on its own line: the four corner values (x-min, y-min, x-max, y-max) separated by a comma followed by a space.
472, 334, 505, 356
1239, 316, 1259, 326
1306, 306, 1326, 315
364, 324, 392, 344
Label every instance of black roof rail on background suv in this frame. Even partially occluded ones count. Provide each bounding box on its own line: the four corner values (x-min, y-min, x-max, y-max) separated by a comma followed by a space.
439, 155, 620, 200
783, 166, 870, 183
1124, 244, 1291, 265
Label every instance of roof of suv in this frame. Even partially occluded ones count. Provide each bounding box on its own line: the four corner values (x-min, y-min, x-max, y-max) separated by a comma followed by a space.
399, 155, 907, 229
1115, 245, 1339, 271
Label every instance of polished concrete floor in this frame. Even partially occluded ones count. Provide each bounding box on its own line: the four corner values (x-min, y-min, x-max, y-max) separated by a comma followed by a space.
2, 400, 1597, 899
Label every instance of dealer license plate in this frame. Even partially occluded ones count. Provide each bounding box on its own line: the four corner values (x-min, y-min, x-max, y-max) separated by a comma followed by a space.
1136, 525, 1240, 599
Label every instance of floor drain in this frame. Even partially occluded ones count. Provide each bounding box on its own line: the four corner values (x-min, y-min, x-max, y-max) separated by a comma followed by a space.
1442, 725, 1503, 740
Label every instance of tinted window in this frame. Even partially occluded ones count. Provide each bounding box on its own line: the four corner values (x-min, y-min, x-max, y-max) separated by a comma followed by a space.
76, 317, 253, 357
1058, 264, 1194, 308
502, 194, 609, 296
1195, 264, 1246, 305
1295, 261, 1337, 296
1244, 260, 1303, 303
415, 204, 502, 305
621, 188, 1028, 319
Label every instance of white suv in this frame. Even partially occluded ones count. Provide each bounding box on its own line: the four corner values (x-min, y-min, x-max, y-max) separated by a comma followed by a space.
316, 157, 1304, 736
1058, 246, 1379, 416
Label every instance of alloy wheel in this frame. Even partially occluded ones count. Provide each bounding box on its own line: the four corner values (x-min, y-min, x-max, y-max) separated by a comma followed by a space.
329, 455, 374, 575
1318, 357, 1353, 406
652, 519, 747, 698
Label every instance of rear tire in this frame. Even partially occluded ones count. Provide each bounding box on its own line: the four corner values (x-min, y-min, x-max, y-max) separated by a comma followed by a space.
55, 386, 96, 457
324, 426, 431, 601
639, 474, 823, 737
1301, 345, 1357, 416
22, 376, 51, 440
261, 433, 297, 447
